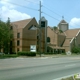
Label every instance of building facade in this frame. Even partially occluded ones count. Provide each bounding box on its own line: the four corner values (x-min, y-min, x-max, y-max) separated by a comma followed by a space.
10, 17, 45, 53
10, 17, 80, 54
47, 19, 80, 53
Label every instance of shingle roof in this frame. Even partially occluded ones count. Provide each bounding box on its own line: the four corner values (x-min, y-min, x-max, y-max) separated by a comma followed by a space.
63, 28, 80, 46
63, 38, 71, 46
11, 18, 33, 29
65, 28, 80, 38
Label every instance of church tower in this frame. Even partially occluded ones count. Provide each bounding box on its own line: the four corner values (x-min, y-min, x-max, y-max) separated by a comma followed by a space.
58, 16, 69, 32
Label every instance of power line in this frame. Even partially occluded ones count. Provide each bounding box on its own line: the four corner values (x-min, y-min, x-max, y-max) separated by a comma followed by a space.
0, 0, 38, 11
24, 0, 39, 5
1, 0, 79, 29
43, 12, 60, 21
43, 6, 62, 17
43, 5, 80, 28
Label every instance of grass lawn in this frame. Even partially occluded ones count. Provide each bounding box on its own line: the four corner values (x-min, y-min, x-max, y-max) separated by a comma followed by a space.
0, 54, 19, 59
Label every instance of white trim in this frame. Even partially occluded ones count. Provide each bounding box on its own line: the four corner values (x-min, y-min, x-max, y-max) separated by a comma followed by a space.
70, 37, 74, 44
76, 30, 80, 37
61, 23, 68, 24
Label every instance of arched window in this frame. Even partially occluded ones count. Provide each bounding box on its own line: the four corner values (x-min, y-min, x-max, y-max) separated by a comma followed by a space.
47, 37, 50, 42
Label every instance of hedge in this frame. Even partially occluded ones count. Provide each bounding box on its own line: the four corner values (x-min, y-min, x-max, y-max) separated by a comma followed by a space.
72, 47, 80, 54
17, 51, 36, 56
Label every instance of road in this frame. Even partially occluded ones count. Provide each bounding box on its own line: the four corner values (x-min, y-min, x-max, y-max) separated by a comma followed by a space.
0, 56, 80, 80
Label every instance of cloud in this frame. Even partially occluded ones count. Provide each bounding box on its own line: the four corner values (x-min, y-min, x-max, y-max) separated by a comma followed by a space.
0, 0, 43, 22
0, 0, 32, 22
69, 17, 80, 28
0, 6, 31, 21
0, 0, 43, 7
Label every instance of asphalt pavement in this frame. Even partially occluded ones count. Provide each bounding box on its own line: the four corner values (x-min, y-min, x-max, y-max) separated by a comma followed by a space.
0, 56, 80, 80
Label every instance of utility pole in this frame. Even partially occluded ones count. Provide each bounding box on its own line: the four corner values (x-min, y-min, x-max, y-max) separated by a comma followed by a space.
45, 19, 47, 53
39, 1, 42, 56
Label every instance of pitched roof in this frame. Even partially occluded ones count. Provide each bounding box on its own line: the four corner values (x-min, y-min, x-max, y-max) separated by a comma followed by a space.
65, 28, 80, 38
59, 19, 68, 24
63, 38, 71, 46
11, 18, 33, 29
58, 19, 68, 27
48, 26, 65, 36
63, 28, 80, 47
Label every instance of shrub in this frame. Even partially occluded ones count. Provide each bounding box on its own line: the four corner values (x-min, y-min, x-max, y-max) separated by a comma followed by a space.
17, 51, 36, 56
11, 52, 16, 54
44, 52, 53, 54
27, 52, 36, 56
17, 51, 27, 56
72, 47, 80, 54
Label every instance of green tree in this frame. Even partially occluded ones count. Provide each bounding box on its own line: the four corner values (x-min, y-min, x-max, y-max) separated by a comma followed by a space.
0, 18, 13, 54
6, 17, 10, 27
59, 29, 63, 33
53, 26, 58, 33
53, 26, 63, 34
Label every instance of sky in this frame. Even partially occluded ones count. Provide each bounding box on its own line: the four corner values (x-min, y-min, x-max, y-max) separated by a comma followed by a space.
0, 0, 80, 29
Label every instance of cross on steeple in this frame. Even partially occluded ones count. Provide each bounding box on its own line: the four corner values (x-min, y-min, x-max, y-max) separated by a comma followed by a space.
62, 16, 64, 20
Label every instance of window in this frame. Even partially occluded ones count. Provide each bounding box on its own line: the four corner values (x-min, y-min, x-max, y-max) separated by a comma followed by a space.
47, 37, 50, 43
28, 25, 37, 30
41, 21, 45, 27
17, 33, 20, 38
17, 40, 20, 46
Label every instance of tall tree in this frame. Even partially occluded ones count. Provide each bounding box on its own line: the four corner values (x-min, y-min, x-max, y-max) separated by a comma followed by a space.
0, 18, 13, 53
6, 17, 10, 27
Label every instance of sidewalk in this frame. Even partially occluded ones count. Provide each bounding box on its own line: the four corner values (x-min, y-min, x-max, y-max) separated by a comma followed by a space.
36, 54, 80, 58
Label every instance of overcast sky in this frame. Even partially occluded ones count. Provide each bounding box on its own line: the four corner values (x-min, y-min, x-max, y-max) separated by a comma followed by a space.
0, 0, 80, 29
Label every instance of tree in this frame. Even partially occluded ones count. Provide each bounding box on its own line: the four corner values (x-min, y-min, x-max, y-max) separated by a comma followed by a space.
0, 18, 13, 54
53, 26, 63, 34
59, 29, 63, 33
6, 17, 10, 27
53, 26, 58, 33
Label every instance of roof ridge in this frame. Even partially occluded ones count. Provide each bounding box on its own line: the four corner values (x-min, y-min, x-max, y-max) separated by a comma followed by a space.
11, 18, 34, 29
69, 28, 80, 30
11, 18, 33, 23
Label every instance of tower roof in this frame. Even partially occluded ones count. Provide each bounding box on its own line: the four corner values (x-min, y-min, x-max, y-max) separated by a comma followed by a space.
58, 19, 68, 27
59, 19, 68, 24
